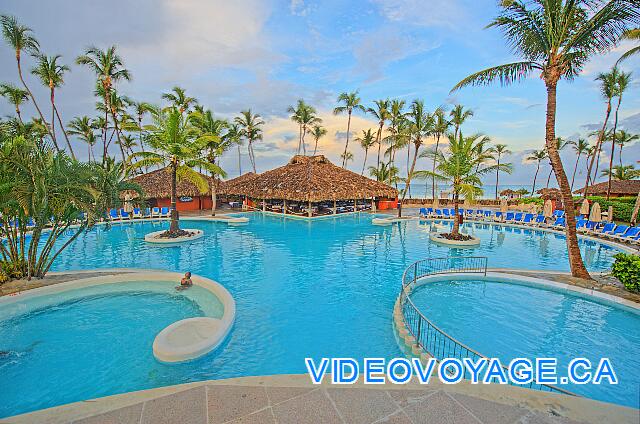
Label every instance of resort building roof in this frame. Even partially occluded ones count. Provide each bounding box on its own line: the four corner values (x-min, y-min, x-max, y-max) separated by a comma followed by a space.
574, 180, 640, 197
219, 155, 398, 202
536, 188, 563, 200
126, 167, 214, 199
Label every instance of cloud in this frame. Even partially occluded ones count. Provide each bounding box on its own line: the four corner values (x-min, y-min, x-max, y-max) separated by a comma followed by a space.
371, 0, 467, 29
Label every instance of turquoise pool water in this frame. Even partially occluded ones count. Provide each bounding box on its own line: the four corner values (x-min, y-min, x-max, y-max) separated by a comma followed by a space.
409, 279, 640, 408
0, 214, 629, 417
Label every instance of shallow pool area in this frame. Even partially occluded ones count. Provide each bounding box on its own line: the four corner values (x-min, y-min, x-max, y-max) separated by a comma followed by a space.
0, 213, 632, 417
409, 278, 640, 408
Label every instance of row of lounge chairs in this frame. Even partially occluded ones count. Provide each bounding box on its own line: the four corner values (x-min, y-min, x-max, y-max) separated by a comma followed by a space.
107, 207, 172, 221
418, 207, 640, 245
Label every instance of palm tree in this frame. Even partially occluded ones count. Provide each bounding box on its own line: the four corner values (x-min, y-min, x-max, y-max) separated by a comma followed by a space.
585, 67, 618, 195
225, 123, 243, 175
128, 100, 152, 156
386, 99, 406, 170
416, 133, 508, 237
0, 15, 55, 143
617, 28, 640, 63
161, 86, 197, 114
570, 139, 590, 191
341, 151, 354, 167
487, 144, 511, 199
67, 116, 98, 161
356, 129, 376, 175
333, 91, 366, 167
31, 54, 74, 158
527, 149, 547, 195
288, 99, 305, 154
76, 45, 131, 164
451, 0, 635, 279
0, 83, 29, 123
298, 104, 321, 156
402, 100, 434, 212
368, 162, 399, 184
615, 130, 639, 165
129, 108, 223, 235
310, 125, 327, 156
366, 99, 391, 169
449, 105, 473, 140
234, 109, 264, 173
606, 70, 631, 199
601, 164, 640, 180
545, 137, 572, 189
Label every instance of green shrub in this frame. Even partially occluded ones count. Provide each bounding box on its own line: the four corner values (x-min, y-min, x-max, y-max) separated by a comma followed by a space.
520, 198, 544, 206
586, 196, 636, 222
611, 253, 640, 293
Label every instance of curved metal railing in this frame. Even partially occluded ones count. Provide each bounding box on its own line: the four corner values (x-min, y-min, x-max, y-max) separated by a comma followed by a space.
399, 256, 576, 396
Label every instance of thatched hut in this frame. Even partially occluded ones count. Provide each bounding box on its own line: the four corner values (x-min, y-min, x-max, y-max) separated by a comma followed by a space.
574, 180, 640, 198
126, 167, 214, 211
220, 155, 398, 216
537, 188, 563, 210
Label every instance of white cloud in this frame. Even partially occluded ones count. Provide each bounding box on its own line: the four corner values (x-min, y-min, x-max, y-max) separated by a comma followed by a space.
371, 0, 467, 29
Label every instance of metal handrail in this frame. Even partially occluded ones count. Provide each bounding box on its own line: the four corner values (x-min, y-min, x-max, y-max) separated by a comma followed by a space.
399, 256, 576, 396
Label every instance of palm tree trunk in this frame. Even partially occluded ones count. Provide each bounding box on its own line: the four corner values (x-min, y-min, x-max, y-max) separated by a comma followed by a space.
313, 137, 319, 156
495, 157, 500, 199
375, 122, 383, 169
400, 141, 420, 210
432, 134, 440, 200
531, 163, 540, 195
54, 104, 75, 159
249, 140, 257, 173
301, 125, 307, 156
546, 167, 553, 189
606, 95, 623, 200
238, 144, 242, 175
15, 106, 23, 124
49, 88, 61, 152
102, 97, 109, 165
570, 153, 581, 191
342, 110, 352, 167
169, 158, 179, 233
297, 125, 302, 155
452, 193, 460, 236
584, 101, 612, 197
211, 178, 218, 216
110, 110, 127, 164
361, 148, 368, 175
545, 79, 590, 279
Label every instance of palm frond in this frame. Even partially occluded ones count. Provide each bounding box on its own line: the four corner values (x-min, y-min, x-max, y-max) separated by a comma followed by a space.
451, 61, 539, 92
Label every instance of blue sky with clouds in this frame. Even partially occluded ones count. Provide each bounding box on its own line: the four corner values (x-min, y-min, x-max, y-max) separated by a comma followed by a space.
0, 0, 638, 187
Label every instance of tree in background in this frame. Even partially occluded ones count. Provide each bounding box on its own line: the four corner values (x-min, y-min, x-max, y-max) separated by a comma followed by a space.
333, 91, 366, 167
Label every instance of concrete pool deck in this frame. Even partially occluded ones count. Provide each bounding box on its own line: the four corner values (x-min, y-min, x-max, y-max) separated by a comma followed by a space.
3, 374, 638, 424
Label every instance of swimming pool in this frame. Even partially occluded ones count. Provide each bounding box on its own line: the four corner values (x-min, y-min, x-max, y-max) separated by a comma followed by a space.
409, 277, 640, 408
0, 214, 628, 417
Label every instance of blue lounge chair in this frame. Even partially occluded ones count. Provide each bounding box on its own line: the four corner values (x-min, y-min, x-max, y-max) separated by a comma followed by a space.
576, 219, 587, 229
615, 226, 640, 241
466, 209, 474, 217
109, 209, 120, 220
132, 207, 143, 219
597, 222, 616, 235
584, 221, 599, 231
419, 207, 428, 217
505, 212, 515, 221
483, 210, 492, 220
434, 208, 443, 217
552, 216, 565, 228
514, 212, 523, 222
449, 208, 456, 216
522, 213, 534, 224
494, 211, 503, 221
151, 207, 160, 218
535, 214, 545, 225
426, 207, 434, 217
552, 210, 565, 218
144, 207, 151, 217
160, 207, 170, 218
443, 209, 451, 218
119, 208, 131, 219
607, 225, 628, 238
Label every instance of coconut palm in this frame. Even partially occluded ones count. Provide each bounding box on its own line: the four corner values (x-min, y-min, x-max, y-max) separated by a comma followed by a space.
129, 107, 223, 234
298, 104, 321, 156
0, 15, 56, 143
615, 130, 639, 165
127, 100, 152, 156
76, 45, 131, 164
451, 0, 635, 279
0, 83, 29, 123
234, 109, 263, 173
527, 149, 547, 195
162, 86, 197, 115
606, 70, 632, 199
67, 116, 98, 161
95, 86, 130, 164
585, 67, 619, 194
386, 99, 406, 169
617, 28, 640, 64
341, 151, 354, 167
486, 143, 511, 199
333, 91, 366, 167
402, 100, 434, 211
31, 54, 74, 158
429, 108, 450, 200
369, 162, 399, 184
310, 124, 327, 156
570, 139, 590, 191
225, 123, 243, 175
600, 164, 640, 180
449, 104, 473, 140
545, 137, 572, 189
366, 99, 391, 169
355, 129, 376, 175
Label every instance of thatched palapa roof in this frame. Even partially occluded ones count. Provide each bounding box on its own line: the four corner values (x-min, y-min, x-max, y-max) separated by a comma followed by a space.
536, 188, 562, 200
220, 155, 398, 202
126, 167, 213, 199
574, 180, 640, 197
500, 189, 516, 196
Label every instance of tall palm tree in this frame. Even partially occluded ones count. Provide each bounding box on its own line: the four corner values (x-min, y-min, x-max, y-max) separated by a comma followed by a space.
449, 104, 473, 140
0, 83, 29, 123
606, 70, 631, 199
128, 100, 152, 155
452, 0, 635, 279
585, 67, 618, 195
333, 91, 366, 167
601, 164, 640, 180
402, 100, 433, 213
615, 130, 639, 165
31, 54, 74, 157
288, 99, 305, 154
386, 99, 406, 170
430, 108, 450, 200
130, 108, 223, 234
0, 15, 55, 143
570, 138, 590, 191
368, 162, 399, 184
310, 125, 327, 156
366, 99, 391, 169
298, 104, 321, 156
67, 116, 98, 161
545, 137, 572, 188
234, 109, 263, 173
487, 144, 511, 199
225, 123, 243, 175
76, 45, 131, 164
616, 28, 640, 63
341, 151, 354, 167
527, 149, 547, 195
161, 86, 197, 114
355, 129, 376, 175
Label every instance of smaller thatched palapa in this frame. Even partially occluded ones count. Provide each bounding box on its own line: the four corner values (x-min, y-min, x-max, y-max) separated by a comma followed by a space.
221, 155, 397, 202
536, 188, 562, 200
219, 172, 258, 195
574, 180, 640, 198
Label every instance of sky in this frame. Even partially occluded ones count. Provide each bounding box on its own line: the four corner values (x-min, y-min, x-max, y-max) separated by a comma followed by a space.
0, 0, 639, 189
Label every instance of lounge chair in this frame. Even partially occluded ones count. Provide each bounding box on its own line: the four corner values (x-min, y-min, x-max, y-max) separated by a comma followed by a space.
595, 222, 615, 235
575, 219, 587, 230
522, 213, 534, 224
605, 225, 628, 239
514, 212, 523, 222
108, 209, 120, 220
494, 211, 503, 222
505, 212, 515, 222
465, 209, 474, 217
151, 207, 160, 218
434, 208, 443, 218
419, 208, 428, 217
552, 210, 565, 218
144, 208, 151, 217
583, 221, 599, 232
614, 226, 640, 242
483, 210, 492, 220
425, 207, 434, 217
160, 207, 170, 218
119, 208, 131, 219
132, 208, 143, 219
443, 209, 451, 218
551, 216, 565, 229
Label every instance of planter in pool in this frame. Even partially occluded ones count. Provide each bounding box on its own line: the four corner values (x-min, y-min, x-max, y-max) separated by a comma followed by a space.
429, 232, 480, 246
144, 229, 204, 244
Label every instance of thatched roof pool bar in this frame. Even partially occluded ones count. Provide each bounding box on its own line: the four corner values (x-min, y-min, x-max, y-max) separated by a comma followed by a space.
220, 155, 398, 217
